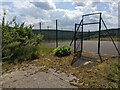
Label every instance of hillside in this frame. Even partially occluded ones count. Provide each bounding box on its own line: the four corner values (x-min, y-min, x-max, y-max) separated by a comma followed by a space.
32, 28, 120, 40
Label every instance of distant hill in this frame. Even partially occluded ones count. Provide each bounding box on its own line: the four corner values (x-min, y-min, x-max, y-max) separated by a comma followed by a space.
32, 28, 120, 40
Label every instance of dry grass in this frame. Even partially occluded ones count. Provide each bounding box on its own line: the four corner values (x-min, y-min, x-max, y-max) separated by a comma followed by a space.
29, 52, 119, 88
2, 50, 119, 88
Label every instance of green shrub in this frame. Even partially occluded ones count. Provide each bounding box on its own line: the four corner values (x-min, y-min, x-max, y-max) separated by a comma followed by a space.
1, 11, 44, 63
54, 45, 72, 57
2, 44, 39, 63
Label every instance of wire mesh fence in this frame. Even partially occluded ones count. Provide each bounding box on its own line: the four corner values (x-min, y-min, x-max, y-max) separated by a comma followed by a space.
31, 13, 120, 56
32, 19, 75, 48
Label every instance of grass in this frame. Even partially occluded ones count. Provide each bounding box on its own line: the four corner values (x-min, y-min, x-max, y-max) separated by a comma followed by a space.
2, 45, 119, 88
30, 52, 119, 88
107, 59, 119, 83
2, 45, 54, 74
35, 45, 55, 57
32, 52, 119, 88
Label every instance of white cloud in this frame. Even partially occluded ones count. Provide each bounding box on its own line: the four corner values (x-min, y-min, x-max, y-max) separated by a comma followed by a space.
31, 1, 56, 10
0, 0, 119, 30
12, 0, 33, 9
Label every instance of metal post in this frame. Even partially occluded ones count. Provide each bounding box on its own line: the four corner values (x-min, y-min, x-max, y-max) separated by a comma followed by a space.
101, 18, 120, 56
70, 19, 83, 46
81, 16, 84, 54
98, 13, 101, 54
74, 24, 77, 53
39, 22, 41, 33
88, 30, 90, 40
62, 28, 63, 41
47, 26, 49, 41
56, 19, 58, 47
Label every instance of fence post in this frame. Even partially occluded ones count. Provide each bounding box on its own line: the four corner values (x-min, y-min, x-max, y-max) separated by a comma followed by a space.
39, 22, 41, 33
74, 24, 77, 53
88, 30, 90, 40
98, 13, 101, 54
81, 16, 84, 54
47, 26, 49, 41
56, 19, 58, 47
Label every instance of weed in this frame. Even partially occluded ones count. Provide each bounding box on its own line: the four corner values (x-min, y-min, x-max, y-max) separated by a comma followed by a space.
53, 45, 72, 57
107, 59, 119, 83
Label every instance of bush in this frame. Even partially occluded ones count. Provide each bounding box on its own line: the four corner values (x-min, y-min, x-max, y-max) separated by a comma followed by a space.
2, 41, 43, 63
1, 11, 44, 63
54, 45, 72, 57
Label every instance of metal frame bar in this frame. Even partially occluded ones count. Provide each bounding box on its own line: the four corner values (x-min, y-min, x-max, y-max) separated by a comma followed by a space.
83, 22, 99, 25
74, 13, 120, 56
70, 19, 83, 46
72, 13, 102, 56
81, 16, 84, 54
74, 24, 77, 53
101, 18, 120, 56
70, 12, 120, 66
83, 13, 101, 17
76, 19, 83, 32
82, 13, 101, 55
98, 13, 101, 55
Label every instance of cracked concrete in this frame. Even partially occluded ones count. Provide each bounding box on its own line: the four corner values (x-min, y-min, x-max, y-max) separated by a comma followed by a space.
1, 64, 78, 88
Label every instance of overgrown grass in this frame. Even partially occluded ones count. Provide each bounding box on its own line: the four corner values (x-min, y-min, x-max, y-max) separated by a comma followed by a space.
2, 45, 54, 74
3, 44, 38, 63
28, 52, 119, 88
2, 44, 119, 88
3, 45, 54, 63
107, 58, 119, 83
34, 45, 55, 57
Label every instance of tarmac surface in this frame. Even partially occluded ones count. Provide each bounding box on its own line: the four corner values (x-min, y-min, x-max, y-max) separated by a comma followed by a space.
44, 41, 119, 56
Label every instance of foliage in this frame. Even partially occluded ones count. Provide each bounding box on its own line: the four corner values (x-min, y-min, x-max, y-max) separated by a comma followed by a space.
6, 45, 38, 63
33, 45, 54, 58
107, 60, 119, 83
1, 11, 44, 63
53, 45, 72, 57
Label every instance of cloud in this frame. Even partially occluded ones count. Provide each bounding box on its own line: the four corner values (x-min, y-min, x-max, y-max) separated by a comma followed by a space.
72, 2, 85, 6
118, 2, 120, 28
31, 1, 55, 10
0, 0, 119, 31
71, 0, 118, 29
12, 0, 33, 9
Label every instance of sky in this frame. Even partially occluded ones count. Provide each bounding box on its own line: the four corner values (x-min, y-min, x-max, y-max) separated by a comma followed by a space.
0, 0, 119, 31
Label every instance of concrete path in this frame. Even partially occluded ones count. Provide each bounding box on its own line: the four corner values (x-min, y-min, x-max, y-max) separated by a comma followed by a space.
1, 64, 78, 88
